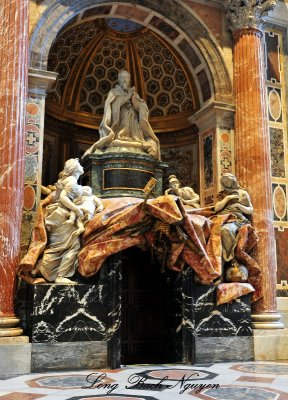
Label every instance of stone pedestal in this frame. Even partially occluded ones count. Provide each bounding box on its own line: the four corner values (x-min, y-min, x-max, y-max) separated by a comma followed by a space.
253, 296, 288, 361
0, 337, 31, 377
277, 297, 288, 328
82, 152, 168, 198
189, 283, 253, 363
16, 253, 254, 369
17, 283, 108, 371
253, 329, 288, 360
16, 253, 122, 371
18, 284, 108, 343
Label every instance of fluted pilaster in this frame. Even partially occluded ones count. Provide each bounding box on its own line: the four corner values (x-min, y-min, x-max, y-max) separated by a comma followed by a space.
0, 0, 29, 335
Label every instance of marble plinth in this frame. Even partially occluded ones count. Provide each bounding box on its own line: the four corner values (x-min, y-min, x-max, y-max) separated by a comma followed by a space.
191, 285, 253, 337
82, 152, 168, 198
31, 341, 107, 372
175, 271, 253, 363
194, 336, 254, 363
0, 336, 31, 377
277, 297, 288, 328
256, 292, 288, 357
17, 283, 108, 342
190, 285, 253, 362
16, 255, 121, 369
253, 328, 288, 360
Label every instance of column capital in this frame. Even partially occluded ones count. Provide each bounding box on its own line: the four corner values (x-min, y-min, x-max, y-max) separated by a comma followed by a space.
224, 0, 278, 32
28, 68, 58, 96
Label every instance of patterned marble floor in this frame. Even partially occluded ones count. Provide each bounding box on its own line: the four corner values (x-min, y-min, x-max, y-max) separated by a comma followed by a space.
0, 362, 288, 400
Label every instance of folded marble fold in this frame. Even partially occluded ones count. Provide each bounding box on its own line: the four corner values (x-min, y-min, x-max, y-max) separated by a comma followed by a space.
217, 282, 255, 306
78, 195, 262, 303
18, 192, 261, 304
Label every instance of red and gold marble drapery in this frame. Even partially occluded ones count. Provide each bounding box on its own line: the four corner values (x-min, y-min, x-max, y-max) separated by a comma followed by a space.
19, 195, 261, 305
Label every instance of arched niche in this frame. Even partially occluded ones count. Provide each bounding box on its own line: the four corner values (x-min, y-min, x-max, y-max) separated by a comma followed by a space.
29, 0, 232, 105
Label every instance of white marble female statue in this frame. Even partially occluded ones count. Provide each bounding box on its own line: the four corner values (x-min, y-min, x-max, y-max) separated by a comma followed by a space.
82, 69, 161, 160
31, 159, 86, 284
214, 173, 253, 262
165, 175, 200, 208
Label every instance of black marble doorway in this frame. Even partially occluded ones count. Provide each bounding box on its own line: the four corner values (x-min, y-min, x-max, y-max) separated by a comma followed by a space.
120, 248, 176, 365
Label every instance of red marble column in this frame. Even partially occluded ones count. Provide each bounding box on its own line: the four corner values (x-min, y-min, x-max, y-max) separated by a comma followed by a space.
0, 0, 29, 335
233, 28, 282, 328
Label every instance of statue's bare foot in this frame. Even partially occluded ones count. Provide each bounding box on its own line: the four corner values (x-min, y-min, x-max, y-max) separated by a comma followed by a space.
55, 277, 78, 285
33, 278, 47, 284
21, 272, 45, 284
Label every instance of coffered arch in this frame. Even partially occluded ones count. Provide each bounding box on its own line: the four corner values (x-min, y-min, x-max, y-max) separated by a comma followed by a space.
29, 0, 232, 105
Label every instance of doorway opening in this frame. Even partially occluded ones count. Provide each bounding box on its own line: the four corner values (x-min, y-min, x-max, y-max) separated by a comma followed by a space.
120, 247, 173, 365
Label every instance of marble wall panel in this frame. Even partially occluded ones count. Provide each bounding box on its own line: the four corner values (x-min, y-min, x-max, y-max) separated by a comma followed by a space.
265, 28, 288, 245
272, 184, 287, 221
270, 128, 285, 178
268, 87, 282, 123
199, 128, 216, 207
17, 284, 108, 343
21, 97, 43, 257
219, 130, 233, 175
178, 39, 202, 69
265, 31, 281, 83
275, 228, 288, 281
203, 135, 214, 190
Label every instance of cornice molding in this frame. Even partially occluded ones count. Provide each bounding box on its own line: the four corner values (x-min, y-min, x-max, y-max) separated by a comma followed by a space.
28, 68, 58, 96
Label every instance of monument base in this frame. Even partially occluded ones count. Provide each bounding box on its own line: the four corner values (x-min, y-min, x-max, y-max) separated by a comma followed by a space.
16, 257, 255, 369
16, 255, 121, 370
253, 328, 288, 360
194, 336, 254, 363
188, 283, 254, 363
31, 341, 107, 372
0, 336, 31, 377
82, 151, 168, 198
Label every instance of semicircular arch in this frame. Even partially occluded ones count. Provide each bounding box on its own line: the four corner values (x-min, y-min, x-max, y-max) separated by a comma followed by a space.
29, 0, 232, 105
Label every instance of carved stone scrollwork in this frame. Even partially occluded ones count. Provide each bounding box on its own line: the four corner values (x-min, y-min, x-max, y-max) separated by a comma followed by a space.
224, 0, 278, 32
